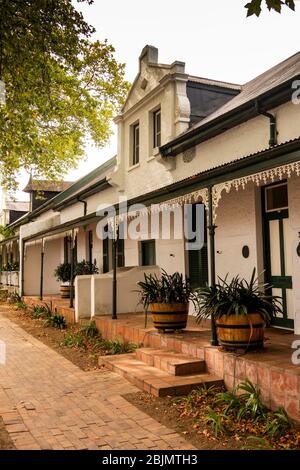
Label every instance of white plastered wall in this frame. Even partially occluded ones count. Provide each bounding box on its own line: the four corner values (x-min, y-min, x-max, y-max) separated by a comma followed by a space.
23, 242, 42, 296
288, 176, 300, 334
214, 184, 261, 281
124, 212, 186, 276
43, 238, 62, 295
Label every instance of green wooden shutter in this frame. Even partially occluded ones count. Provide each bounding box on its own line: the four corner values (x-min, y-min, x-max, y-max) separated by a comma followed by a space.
117, 238, 125, 267
103, 237, 109, 273
141, 240, 156, 266
188, 204, 208, 288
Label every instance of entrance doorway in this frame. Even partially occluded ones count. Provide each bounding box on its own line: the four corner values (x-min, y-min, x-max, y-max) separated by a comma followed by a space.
262, 181, 294, 329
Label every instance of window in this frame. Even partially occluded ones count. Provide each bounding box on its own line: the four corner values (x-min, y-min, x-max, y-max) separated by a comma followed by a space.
153, 108, 161, 148
265, 182, 288, 212
64, 236, 71, 264
132, 122, 140, 166
64, 235, 77, 265
140, 240, 156, 266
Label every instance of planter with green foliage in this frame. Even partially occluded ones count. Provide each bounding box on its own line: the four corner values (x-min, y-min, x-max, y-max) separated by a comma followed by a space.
74, 260, 99, 276
54, 262, 72, 298
1, 261, 19, 272
137, 270, 198, 332
196, 269, 282, 350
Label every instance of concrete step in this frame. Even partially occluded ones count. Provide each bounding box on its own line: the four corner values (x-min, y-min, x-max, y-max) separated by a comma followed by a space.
135, 347, 206, 376
98, 353, 223, 397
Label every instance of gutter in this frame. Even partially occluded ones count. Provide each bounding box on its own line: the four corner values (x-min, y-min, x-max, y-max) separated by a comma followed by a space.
52, 179, 110, 211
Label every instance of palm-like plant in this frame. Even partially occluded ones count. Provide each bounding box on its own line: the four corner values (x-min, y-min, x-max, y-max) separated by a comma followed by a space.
137, 269, 198, 309
196, 268, 282, 325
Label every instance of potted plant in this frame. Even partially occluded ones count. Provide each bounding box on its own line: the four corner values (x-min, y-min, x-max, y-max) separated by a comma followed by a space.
196, 269, 282, 350
54, 262, 72, 298
74, 260, 99, 276
137, 270, 198, 332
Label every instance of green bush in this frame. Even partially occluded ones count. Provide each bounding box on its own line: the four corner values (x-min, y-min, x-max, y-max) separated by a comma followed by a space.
8, 292, 22, 304
265, 407, 293, 439
137, 269, 198, 310
235, 379, 266, 421
54, 263, 72, 283
204, 407, 227, 437
196, 268, 282, 325
74, 260, 99, 276
102, 338, 138, 355
62, 331, 85, 348
31, 304, 52, 319
80, 320, 98, 338
1, 261, 19, 271
44, 314, 66, 329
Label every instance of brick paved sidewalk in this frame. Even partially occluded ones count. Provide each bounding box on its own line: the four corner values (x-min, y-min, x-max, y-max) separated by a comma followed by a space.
0, 308, 194, 450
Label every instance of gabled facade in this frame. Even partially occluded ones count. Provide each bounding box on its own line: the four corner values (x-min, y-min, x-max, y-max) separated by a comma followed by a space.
109, 45, 240, 198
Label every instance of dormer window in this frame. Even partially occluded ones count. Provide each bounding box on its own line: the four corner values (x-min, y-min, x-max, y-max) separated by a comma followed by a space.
131, 122, 140, 166
153, 108, 161, 148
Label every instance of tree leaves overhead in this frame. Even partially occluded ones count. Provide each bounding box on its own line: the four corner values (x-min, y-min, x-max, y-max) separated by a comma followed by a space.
245, 0, 295, 16
0, 0, 129, 191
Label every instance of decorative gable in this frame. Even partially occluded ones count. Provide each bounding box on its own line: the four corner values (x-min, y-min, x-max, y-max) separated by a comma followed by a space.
122, 45, 186, 114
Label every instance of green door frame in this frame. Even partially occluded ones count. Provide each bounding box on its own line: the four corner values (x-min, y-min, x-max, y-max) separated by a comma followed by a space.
262, 183, 294, 329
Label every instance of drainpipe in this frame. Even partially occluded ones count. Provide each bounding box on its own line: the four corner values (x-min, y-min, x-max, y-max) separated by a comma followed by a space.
77, 197, 87, 216
208, 186, 218, 346
112, 225, 118, 320
39, 239, 44, 300
255, 100, 277, 147
69, 229, 75, 309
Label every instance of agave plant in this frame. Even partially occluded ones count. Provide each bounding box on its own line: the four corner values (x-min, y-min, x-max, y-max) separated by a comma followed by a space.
137, 269, 199, 310
196, 268, 282, 325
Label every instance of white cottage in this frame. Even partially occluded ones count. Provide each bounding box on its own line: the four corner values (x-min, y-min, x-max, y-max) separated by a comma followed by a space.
4, 46, 300, 335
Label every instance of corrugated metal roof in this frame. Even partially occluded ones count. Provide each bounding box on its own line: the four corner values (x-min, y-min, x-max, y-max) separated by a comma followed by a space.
23, 180, 74, 193
188, 75, 241, 90
188, 51, 300, 132
175, 137, 300, 186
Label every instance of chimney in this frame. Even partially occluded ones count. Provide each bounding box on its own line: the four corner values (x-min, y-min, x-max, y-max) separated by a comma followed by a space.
139, 45, 158, 65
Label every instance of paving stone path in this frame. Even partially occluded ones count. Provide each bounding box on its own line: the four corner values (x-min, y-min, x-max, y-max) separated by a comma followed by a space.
0, 308, 194, 450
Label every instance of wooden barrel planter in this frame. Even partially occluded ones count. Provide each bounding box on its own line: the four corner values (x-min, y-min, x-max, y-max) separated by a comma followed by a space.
148, 303, 188, 332
60, 285, 71, 299
216, 312, 265, 350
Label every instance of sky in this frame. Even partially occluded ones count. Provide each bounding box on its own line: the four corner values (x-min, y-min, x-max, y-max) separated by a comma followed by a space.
8, 0, 300, 201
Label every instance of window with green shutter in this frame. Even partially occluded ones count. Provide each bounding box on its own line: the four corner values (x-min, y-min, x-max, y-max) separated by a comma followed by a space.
140, 240, 156, 266
187, 204, 208, 288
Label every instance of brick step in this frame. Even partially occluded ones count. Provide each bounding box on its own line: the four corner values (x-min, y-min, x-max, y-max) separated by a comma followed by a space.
98, 353, 223, 397
135, 347, 206, 376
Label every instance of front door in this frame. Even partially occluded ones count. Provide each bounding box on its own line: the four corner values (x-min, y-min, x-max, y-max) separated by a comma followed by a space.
262, 181, 294, 329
